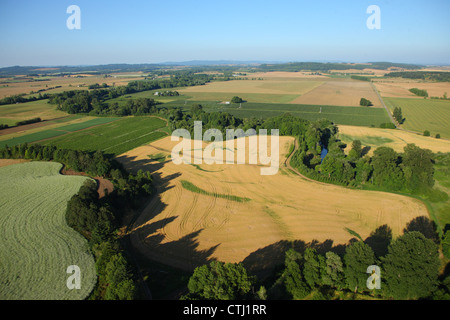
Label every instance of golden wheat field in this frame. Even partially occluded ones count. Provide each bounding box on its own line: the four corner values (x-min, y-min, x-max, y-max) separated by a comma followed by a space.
338, 125, 450, 155
373, 80, 450, 99
117, 135, 428, 271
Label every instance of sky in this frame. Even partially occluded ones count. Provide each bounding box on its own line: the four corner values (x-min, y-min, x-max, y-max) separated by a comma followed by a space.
0, 0, 449, 67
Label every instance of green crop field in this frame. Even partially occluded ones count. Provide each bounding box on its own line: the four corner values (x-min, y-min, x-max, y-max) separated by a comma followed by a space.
172, 100, 391, 127
384, 97, 450, 138
43, 116, 168, 156
0, 117, 119, 148
0, 162, 96, 300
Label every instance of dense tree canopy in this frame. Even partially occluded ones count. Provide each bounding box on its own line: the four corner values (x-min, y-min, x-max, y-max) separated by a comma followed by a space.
184, 261, 255, 300
343, 241, 376, 293
381, 232, 440, 299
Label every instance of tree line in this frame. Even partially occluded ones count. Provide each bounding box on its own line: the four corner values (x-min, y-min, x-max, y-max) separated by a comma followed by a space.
385, 71, 450, 82
289, 118, 447, 202
0, 92, 51, 106
0, 117, 43, 131
167, 104, 309, 139
183, 221, 449, 300
409, 88, 429, 97
47, 73, 214, 116
255, 62, 422, 73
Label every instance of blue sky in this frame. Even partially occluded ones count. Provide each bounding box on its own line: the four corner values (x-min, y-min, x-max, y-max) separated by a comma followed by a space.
0, 0, 449, 67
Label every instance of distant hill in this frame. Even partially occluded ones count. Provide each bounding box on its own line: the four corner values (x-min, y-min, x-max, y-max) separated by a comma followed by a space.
254, 62, 424, 72
0, 61, 425, 77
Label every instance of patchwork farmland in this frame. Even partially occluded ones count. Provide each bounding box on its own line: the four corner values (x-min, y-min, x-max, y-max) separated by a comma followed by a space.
0, 63, 449, 301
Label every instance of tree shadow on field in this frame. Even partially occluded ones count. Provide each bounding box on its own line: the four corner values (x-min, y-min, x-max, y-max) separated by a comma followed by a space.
115, 153, 171, 176
403, 216, 440, 244
140, 230, 219, 272
242, 216, 441, 283
242, 239, 347, 281
365, 224, 393, 257
119, 153, 220, 272
361, 146, 371, 157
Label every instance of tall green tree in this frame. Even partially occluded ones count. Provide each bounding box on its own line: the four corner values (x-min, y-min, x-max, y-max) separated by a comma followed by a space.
104, 253, 136, 300
371, 146, 404, 190
185, 261, 254, 300
302, 248, 326, 288
393, 107, 404, 124
282, 249, 311, 299
348, 140, 362, 159
344, 241, 376, 293
401, 144, 434, 194
322, 251, 345, 289
381, 232, 440, 299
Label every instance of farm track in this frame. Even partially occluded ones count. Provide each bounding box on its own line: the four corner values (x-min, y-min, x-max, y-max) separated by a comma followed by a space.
371, 82, 397, 126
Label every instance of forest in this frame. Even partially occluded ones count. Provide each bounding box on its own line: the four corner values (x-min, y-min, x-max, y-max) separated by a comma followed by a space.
255, 62, 422, 73
384, 71, 450, 82
47, 72, 214, 116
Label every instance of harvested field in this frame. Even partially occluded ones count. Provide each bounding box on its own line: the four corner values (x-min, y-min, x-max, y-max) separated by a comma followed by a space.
373, 80, 450, 99
179, 78, 324, 97
337, 125, 450, 155
244, 71, 329, 79
290, 78, 382, 107
0, 99, 68, 123
117, 136, 428, 271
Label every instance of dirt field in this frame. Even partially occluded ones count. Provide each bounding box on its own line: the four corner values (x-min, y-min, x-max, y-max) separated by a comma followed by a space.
0, 159, 30, 167
61, 168, 114, 199
290, 78, 382, 107
117, 135, 428, 271
244, 71, 328, 79
337, 125, 450, 155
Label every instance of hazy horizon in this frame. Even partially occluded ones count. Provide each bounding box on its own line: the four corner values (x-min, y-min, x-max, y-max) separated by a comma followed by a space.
1, 0, 449, 68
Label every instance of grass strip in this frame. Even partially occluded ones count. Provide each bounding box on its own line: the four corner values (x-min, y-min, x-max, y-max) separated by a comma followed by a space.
180, 180, 251, 202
